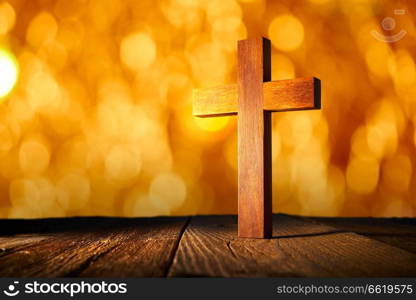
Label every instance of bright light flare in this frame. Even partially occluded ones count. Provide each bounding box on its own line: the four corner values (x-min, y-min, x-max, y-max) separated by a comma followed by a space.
0, 49, 18, 99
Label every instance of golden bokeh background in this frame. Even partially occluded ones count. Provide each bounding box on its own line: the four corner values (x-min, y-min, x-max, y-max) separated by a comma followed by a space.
0, 0, 415, 218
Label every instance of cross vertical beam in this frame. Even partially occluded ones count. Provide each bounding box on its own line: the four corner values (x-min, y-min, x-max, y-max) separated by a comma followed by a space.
237, 37, 272, 238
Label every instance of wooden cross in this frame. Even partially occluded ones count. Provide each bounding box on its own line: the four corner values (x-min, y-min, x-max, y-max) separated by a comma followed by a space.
193, 37, 321, 238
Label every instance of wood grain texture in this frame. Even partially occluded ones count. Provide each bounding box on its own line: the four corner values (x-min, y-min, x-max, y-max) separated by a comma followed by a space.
237, 37, 272, 238
193, 84, 237, 117
77, 217, 189, 277
305, 217, 416, 254
263, 77, 321, 111
0, 217, 187, 277
0, 215, 415, 277
193, 77, 320, 117
168, 215, 416, 277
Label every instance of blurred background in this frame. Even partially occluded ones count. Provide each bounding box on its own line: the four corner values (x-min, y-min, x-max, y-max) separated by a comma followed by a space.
0, 0, 415, 218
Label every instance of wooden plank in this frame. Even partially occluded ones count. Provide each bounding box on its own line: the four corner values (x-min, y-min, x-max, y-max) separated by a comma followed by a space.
305, 217, 416, 254
0, 218, 125, 277
0, 217, 188, 277
193, 84, 237, 117
77, 217, 189, 277
237, 37, 272, 238
168, 214, 416, 277
264, 77, 321, 111
193, 77, 319, 117
0, 218, 114, 260
0, 236, 49, 255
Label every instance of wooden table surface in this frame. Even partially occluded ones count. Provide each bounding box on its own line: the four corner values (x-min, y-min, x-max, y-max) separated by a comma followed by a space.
0, 214, 415, 277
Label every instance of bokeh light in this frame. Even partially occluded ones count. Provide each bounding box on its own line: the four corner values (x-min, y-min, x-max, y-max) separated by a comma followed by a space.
0, 49, 18, 98
120, 32, 157, 71
0, 0, 415, 218
268, 14, 304, 51
0, 2, 15, 35
26, 12, 58, 48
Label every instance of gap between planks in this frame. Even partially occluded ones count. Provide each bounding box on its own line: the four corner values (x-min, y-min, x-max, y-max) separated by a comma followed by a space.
163, 217, 192, 277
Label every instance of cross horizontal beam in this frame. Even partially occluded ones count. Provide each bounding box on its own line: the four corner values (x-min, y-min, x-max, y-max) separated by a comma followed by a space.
193, 77, 321, 117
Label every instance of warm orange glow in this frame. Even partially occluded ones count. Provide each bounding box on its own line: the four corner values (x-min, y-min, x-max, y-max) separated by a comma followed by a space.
268, 14, 304, 52
346, 156, 380, 195
272, 54, 295, 80
0, 49, 18, 98
26, 12, 58, 48
0, 2, 15, 35
195, 116, 231, 132
120, 32, 157, 71
0, 0, 415, 218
